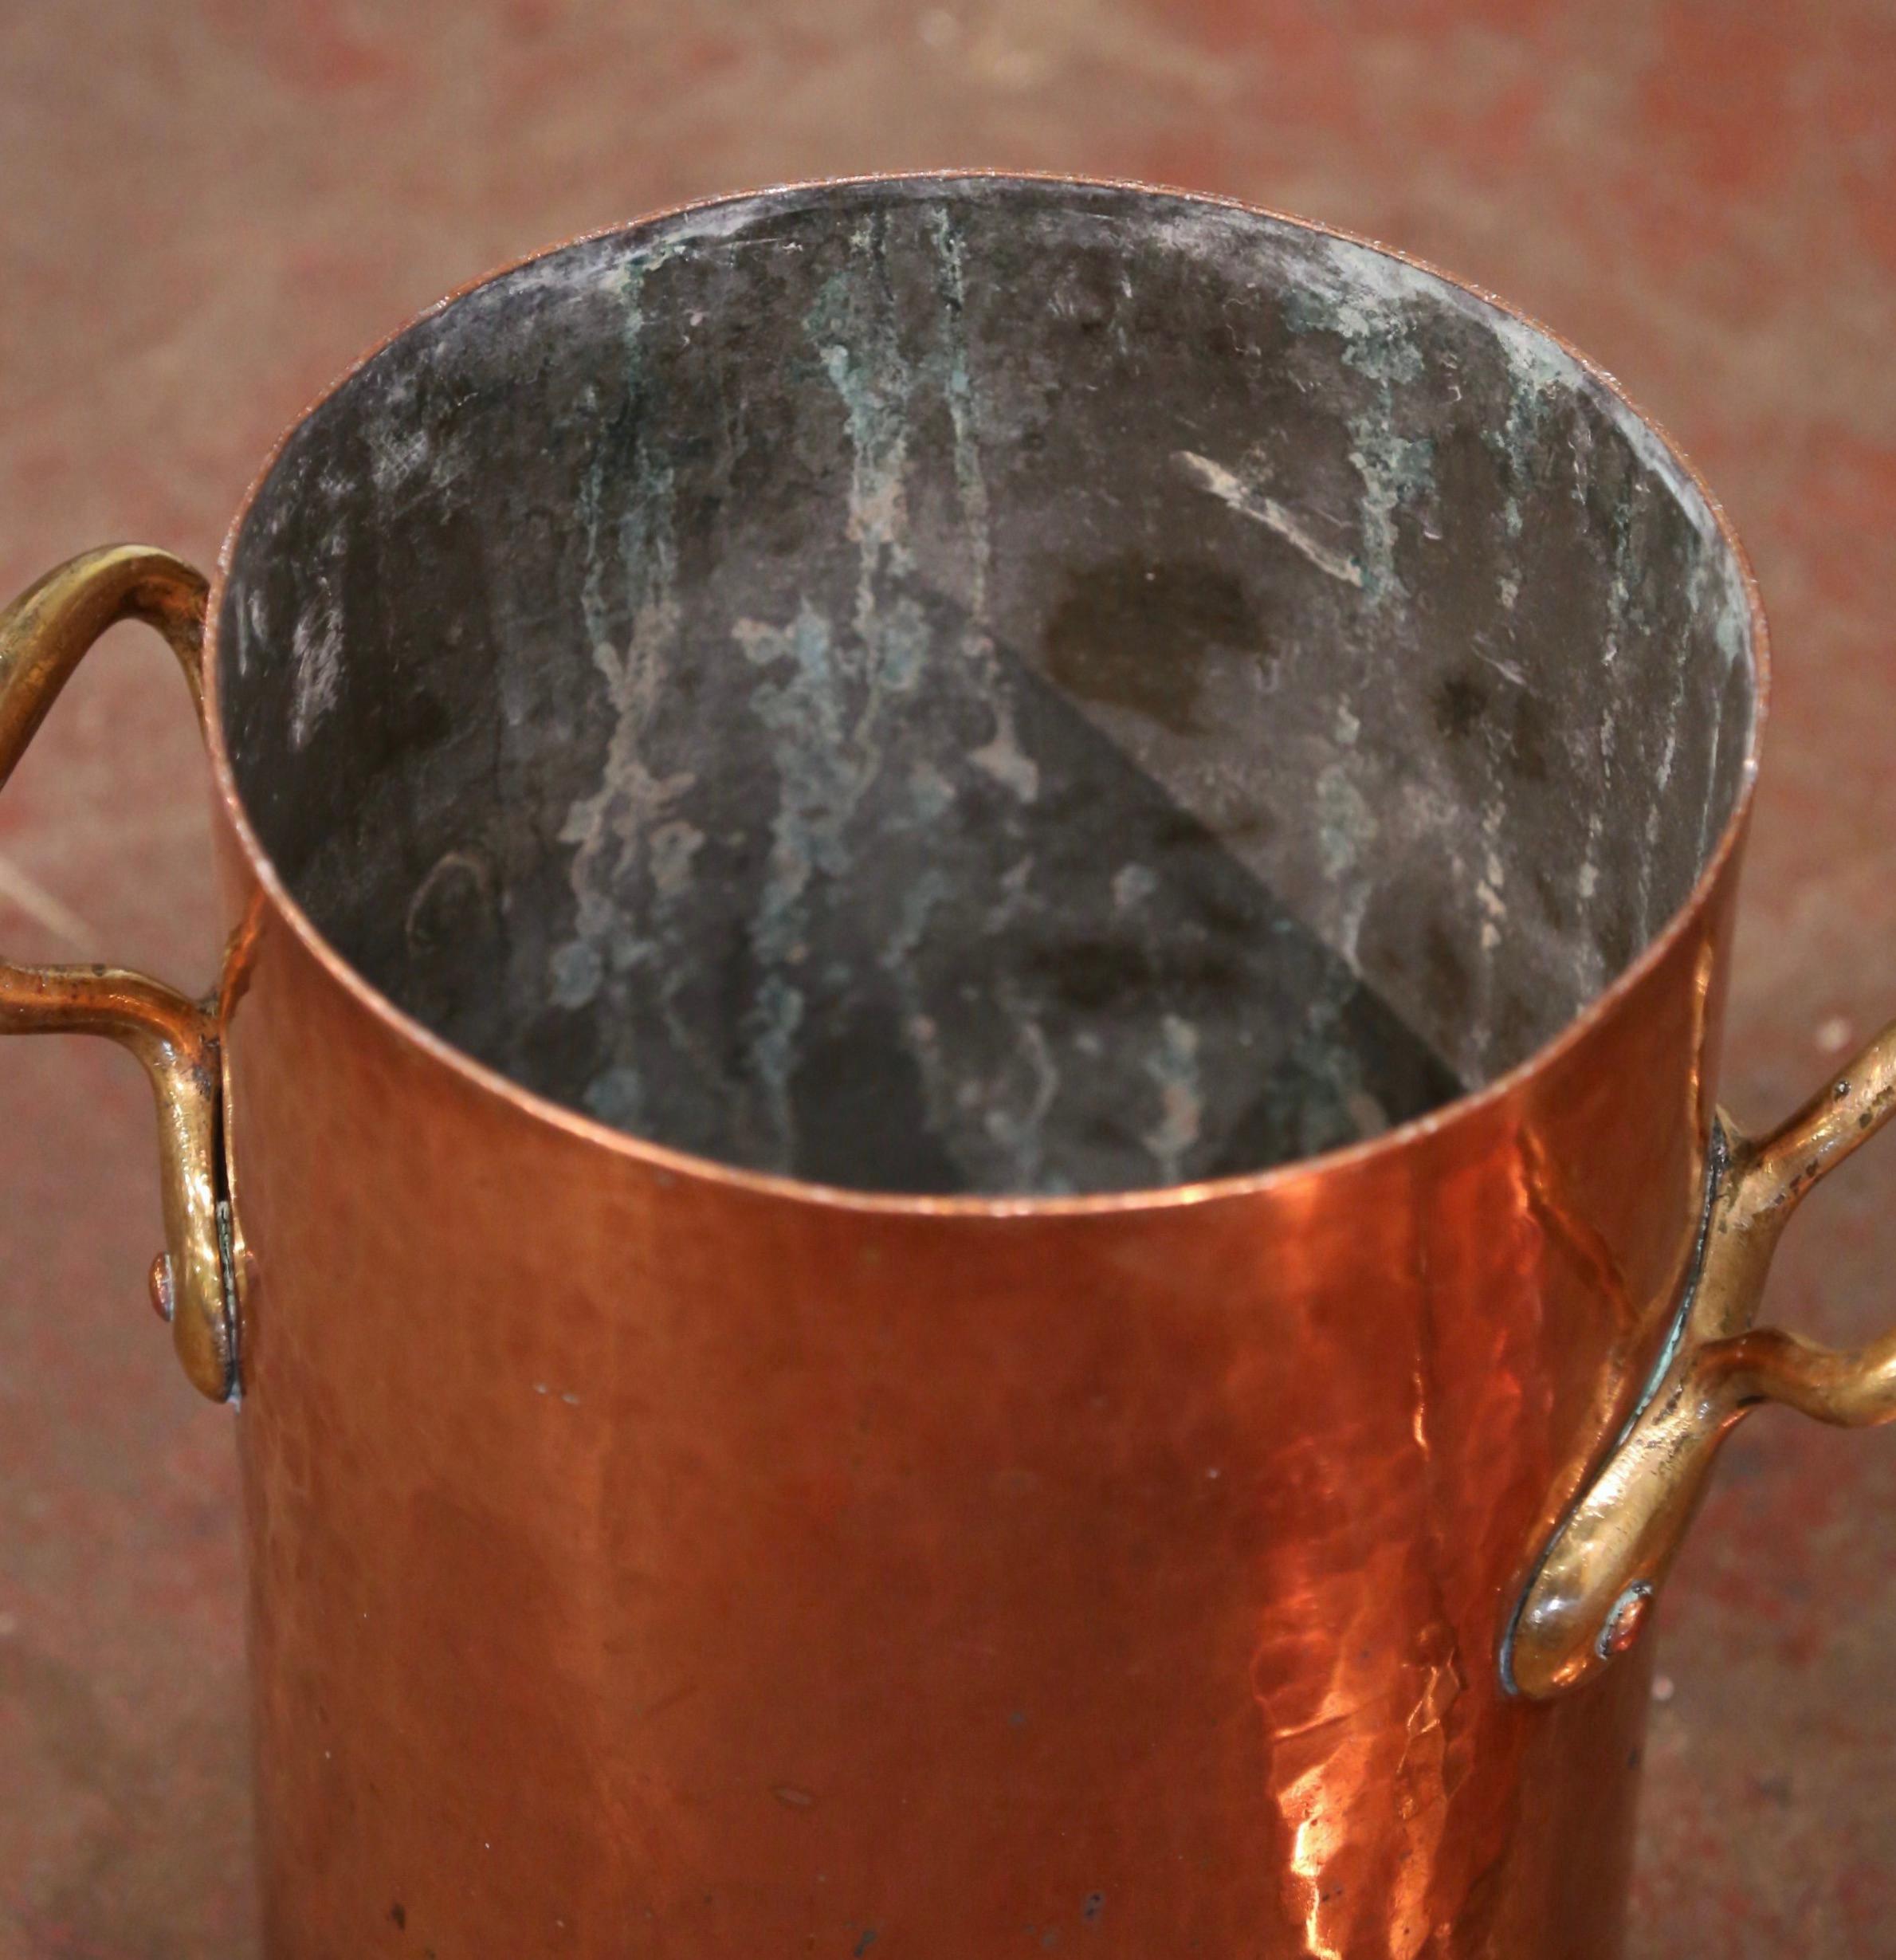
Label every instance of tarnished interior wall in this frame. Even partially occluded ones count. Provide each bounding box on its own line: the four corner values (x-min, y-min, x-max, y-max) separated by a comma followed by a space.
220, 179, 1753, 1192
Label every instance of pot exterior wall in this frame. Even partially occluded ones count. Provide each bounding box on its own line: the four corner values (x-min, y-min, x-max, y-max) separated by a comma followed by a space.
216, 806, 1741, 1958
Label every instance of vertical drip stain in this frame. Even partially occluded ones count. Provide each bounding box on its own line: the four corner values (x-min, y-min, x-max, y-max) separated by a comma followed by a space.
920, 202, 1051, 1180
1486, 313, 1569, 616
552, 242, 719, 1133
1315, 755, 1377, 968
723, 216, 937, 1163
1143, 1015, 1203, 1184
974, 994, 1060, 1191
1640, 619, 1692, 941
1341, 331, 1433, 611
733, 600, 873, 1149
720, 204, 1059, 1183
1694, 550, 1749, 870
1276, 249, 1441, 1053
1614, 493, 1668, 946
1278, 244, 1441, 610
815, 222, 931, 706
1472, 323, 1579, 1062
288, 576, 342, 750
880, 864, 953, 1099
928, 206, 1038, 803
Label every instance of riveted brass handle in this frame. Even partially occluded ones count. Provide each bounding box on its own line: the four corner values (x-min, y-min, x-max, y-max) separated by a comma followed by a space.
0, 545, 235, 1401
1506, 1021, 1896, 1697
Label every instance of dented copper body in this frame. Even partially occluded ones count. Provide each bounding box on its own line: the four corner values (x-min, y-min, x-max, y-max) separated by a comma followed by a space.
4, 176, 1894, 1957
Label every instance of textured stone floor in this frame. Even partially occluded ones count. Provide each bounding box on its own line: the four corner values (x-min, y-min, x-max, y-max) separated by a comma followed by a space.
2, 2, 1891, 1954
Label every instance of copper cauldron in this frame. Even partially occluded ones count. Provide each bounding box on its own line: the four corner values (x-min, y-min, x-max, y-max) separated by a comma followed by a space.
5, 175, 1894, 1958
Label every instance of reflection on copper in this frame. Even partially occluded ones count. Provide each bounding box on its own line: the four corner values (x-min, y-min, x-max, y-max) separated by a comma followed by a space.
219, 882, 269, 1023
1513, 1013, 1896, 1698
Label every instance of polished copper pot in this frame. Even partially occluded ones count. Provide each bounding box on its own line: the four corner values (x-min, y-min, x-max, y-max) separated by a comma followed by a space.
5, 175, 1893, 1958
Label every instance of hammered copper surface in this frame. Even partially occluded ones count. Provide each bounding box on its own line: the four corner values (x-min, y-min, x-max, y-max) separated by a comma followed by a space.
212, 790, 1733, 1955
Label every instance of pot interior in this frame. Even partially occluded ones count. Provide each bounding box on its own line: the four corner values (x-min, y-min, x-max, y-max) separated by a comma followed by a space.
217, 176, 1756, 1195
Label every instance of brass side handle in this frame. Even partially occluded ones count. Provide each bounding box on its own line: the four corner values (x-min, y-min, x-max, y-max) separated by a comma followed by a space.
1506, 1022, 1896, 1698
0, 545, 235, 1401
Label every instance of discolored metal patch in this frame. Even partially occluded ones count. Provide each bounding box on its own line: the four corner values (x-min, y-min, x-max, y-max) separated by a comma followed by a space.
218, 179, 1753, 1193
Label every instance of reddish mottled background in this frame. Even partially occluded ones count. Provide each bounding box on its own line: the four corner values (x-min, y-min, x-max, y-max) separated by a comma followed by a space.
2, 3, 1891, 1955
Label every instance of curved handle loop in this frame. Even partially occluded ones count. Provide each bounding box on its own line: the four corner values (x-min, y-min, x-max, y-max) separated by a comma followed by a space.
0, 545, 234, 1400
1505, 1021, 1896, 1698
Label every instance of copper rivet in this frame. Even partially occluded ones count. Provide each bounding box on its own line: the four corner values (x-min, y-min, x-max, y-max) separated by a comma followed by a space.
147, 1251, 175, 1324
1598, 1584, 1652, 1660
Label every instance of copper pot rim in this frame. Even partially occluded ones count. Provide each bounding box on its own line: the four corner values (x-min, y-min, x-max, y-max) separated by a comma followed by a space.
200, 168, 1770, 1220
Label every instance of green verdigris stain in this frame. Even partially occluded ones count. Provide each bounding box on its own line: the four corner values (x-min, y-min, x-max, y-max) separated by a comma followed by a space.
1280, 280, 1436, 607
